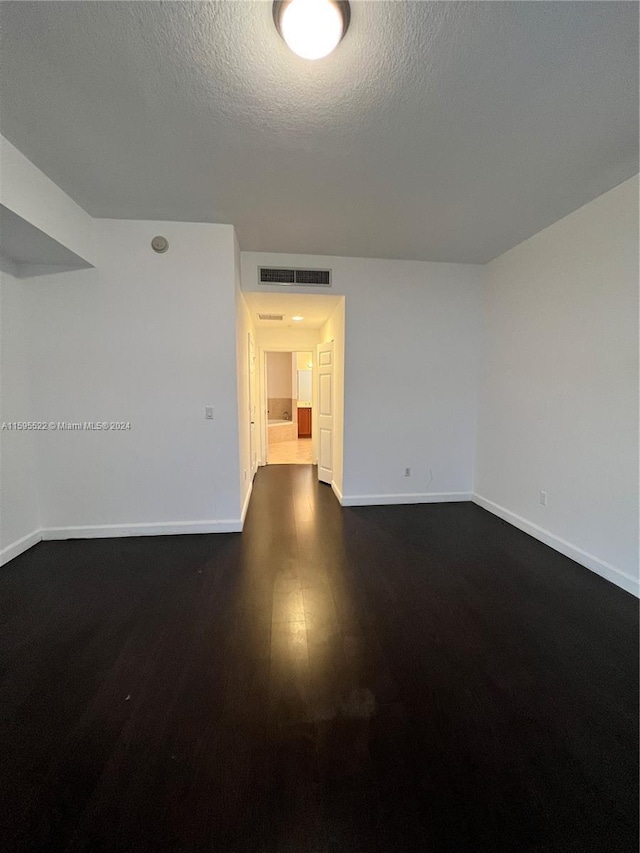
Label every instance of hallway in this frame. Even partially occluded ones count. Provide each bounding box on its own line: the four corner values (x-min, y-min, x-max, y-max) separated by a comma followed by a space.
1, 466, 637, 851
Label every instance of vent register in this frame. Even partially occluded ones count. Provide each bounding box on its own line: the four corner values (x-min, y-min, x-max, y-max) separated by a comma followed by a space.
259, 267, 331, 287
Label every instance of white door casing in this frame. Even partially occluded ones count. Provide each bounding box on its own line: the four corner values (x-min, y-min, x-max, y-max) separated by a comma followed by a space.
316, 340, 334, 485
248, 332, 257, 477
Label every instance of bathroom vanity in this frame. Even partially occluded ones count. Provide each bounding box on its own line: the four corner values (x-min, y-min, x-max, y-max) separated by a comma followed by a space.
297, 404, 312, 438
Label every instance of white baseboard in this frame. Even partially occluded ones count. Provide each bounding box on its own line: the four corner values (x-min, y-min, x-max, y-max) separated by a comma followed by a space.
331, 480, 344, 504
0, 529, 42, 566
473, 493, 639, 598
41, 519, 243, 540
1, 514, 247, 565
240, 480, 254, 526
340, 491, 472, 507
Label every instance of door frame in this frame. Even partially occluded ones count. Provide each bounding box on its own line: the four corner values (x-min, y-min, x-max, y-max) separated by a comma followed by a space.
248, 331, 258, 479
258, 346, 318, 467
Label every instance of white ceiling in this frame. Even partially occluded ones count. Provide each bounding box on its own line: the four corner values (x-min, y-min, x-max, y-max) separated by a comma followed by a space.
1, 1, 637, 264
243, 292, 342, 328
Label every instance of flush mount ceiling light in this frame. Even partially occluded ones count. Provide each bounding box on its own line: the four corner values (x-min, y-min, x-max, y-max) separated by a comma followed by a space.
273, 0, 350, 60
292, 315, 304, 321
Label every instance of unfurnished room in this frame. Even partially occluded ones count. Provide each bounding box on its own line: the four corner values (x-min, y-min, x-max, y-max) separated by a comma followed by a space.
0, 2, 638, 851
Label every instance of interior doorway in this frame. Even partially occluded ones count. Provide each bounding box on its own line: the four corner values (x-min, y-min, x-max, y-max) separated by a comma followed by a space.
241, 291, 345, 501
265, 350, 313, 465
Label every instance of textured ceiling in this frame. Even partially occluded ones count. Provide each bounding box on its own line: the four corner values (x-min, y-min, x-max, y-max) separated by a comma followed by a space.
1, 1, 637, 263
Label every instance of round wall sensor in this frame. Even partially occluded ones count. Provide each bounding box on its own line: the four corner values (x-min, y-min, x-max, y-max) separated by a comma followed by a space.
151, 236, 169, 253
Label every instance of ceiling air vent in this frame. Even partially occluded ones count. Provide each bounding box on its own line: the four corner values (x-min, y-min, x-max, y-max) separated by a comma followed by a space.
259, 266, 332, 287
260, 267, 295, 284
257, 313, 285, 321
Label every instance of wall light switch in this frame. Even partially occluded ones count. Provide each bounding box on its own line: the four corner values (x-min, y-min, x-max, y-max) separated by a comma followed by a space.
205, 406, 214, 420
539, 490, 548, 506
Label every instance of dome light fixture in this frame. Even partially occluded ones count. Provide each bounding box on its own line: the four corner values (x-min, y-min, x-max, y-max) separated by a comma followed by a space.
273, 0, 350, 61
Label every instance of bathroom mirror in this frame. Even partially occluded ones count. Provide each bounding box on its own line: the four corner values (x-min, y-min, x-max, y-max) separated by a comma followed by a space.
297, 369, 312, 402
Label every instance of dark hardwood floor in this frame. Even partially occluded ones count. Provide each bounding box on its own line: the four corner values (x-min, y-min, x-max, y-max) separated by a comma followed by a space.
1, 465, 637, 852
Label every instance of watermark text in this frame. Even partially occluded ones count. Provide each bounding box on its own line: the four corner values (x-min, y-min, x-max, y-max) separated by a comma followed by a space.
2, 421, 132, 432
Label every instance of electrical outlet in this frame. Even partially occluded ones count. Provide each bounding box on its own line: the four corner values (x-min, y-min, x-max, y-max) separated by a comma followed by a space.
405, 467, 411, 477
205, 406, 213, 420
539, 490, 548, 506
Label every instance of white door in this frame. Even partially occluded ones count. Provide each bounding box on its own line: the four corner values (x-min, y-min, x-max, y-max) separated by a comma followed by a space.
248, 332, 257, 477
316, 341, 334, 484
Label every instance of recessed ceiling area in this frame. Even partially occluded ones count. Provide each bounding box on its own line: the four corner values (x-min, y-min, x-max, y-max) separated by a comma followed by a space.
0, 1, 637, 263
243, 292, 342, 329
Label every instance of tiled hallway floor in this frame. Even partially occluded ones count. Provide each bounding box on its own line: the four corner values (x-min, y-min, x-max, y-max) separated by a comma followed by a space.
268, 438, 313, 464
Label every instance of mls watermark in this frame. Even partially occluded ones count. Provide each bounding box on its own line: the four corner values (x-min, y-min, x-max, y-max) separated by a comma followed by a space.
1, 421, 132, 432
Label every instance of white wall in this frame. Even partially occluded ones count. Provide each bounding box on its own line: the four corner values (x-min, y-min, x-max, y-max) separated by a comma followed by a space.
321, 299, 346, 496
0, 270, 40, 562
235, 232, 255, 521
296, 352, 313, 372
242, 253, 482, 504
476, 176, 639, 595
266, 352, 293, 397
25, 219, 243, 536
